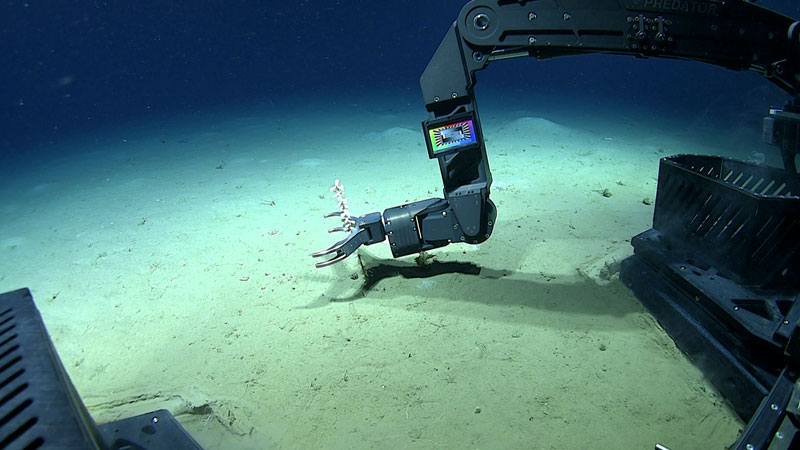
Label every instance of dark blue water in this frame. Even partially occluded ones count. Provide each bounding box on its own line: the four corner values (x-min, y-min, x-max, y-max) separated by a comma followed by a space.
2, 0, 800, 155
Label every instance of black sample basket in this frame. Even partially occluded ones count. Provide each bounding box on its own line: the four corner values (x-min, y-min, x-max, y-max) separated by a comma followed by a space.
653, 154, 800, 290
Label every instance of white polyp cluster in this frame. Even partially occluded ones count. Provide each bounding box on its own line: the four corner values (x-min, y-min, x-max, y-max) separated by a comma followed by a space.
331, 179, 357, 232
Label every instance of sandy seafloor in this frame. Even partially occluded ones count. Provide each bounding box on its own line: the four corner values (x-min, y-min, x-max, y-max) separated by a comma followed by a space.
0, 89, 776, 449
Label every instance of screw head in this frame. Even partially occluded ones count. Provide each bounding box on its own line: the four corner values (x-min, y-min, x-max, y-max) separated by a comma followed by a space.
473, 13, 490, 31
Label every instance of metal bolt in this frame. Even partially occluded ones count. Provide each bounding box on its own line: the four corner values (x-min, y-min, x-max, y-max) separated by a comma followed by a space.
563, 12, 571, 20
528, 12, 536, 20
734, 306, 740, 311
746, 444, 754, 450
771, 403, 780, 411
451, 92, 458, 99
488, 221, 493, 226
777, 431, 785, 439
453, 225, 458, 229
528, 36, 536, 44
473, 51, 484, 62
473, 13, 490, 31
442, 211, 447, 216
152, 416, 159, 423
784, 320, 790, 325
460, 236, 466, 241
434, 96, 440, 102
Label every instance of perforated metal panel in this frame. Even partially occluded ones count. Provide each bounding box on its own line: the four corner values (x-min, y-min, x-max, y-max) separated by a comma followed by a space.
0, 288, 102, 450
653, 155, 800, 289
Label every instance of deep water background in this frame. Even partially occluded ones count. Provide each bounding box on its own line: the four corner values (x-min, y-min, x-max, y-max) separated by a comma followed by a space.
2, 0, 800, 155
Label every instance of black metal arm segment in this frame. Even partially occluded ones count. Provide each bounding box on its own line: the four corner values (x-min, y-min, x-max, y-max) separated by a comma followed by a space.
314, 0, 800, 267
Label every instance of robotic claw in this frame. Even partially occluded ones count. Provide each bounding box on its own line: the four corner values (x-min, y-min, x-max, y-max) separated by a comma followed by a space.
311, 192, 489, 268
312, 110, 498, 267
311, 111, 499, 267
313, 1, 800, 449
312, 179, 386, 268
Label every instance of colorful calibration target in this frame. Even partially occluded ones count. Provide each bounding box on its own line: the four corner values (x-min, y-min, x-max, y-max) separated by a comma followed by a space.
428, 119, 476, 154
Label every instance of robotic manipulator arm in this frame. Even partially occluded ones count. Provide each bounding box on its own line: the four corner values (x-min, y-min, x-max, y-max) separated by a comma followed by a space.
313, 0, 800, 268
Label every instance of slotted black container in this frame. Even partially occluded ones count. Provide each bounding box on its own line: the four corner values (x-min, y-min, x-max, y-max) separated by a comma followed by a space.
653, 154, 800, 290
